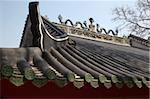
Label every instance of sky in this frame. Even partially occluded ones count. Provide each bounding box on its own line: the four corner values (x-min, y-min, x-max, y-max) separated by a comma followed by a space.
0, 0, 137, 48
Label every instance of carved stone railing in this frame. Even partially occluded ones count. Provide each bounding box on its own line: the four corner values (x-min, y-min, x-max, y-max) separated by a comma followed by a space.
53, 22, 129, 45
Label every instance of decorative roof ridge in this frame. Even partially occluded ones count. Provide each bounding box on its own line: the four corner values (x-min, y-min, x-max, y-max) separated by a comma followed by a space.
56, 14, 118, 36
128, 34, 149, 43
20, 2, 69, 50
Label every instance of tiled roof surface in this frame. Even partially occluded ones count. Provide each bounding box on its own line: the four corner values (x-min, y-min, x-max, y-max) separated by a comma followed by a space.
0, 2, 149, 89
1, 43, 149, 88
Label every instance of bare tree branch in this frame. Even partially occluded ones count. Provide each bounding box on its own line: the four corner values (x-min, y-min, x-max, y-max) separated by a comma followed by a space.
112, 0, 150, 37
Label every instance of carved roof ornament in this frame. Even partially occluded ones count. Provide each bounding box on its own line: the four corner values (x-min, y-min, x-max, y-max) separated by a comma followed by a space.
115, 28, 119, 35
58, 14, 63, 24
96, 24, 101, 33
65, 19, 74, 26
96, 23, 118, 36
56, 15, 118, 36
88, 18, 95, 32
89, 18, 94, 25
75, 21, 84, 29
108, 30, 116, 36
83, 21, 88, 31
83, 21, 87, 28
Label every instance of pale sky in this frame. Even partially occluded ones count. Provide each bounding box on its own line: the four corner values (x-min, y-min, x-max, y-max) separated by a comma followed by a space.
0, 0, 137, 47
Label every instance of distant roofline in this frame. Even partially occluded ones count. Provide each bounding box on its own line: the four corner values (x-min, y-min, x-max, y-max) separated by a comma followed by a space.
128, 34, 148, 43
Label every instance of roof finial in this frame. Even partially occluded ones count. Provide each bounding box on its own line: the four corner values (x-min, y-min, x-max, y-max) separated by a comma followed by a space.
115, 28, 119, 36
58, 14, 63, 24
89, 18, 94, 25
83, 21, 87, 28
89, 18, 95, 32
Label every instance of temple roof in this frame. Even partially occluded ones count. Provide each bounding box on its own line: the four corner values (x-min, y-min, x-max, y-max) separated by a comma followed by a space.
0, 2, 149, 89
